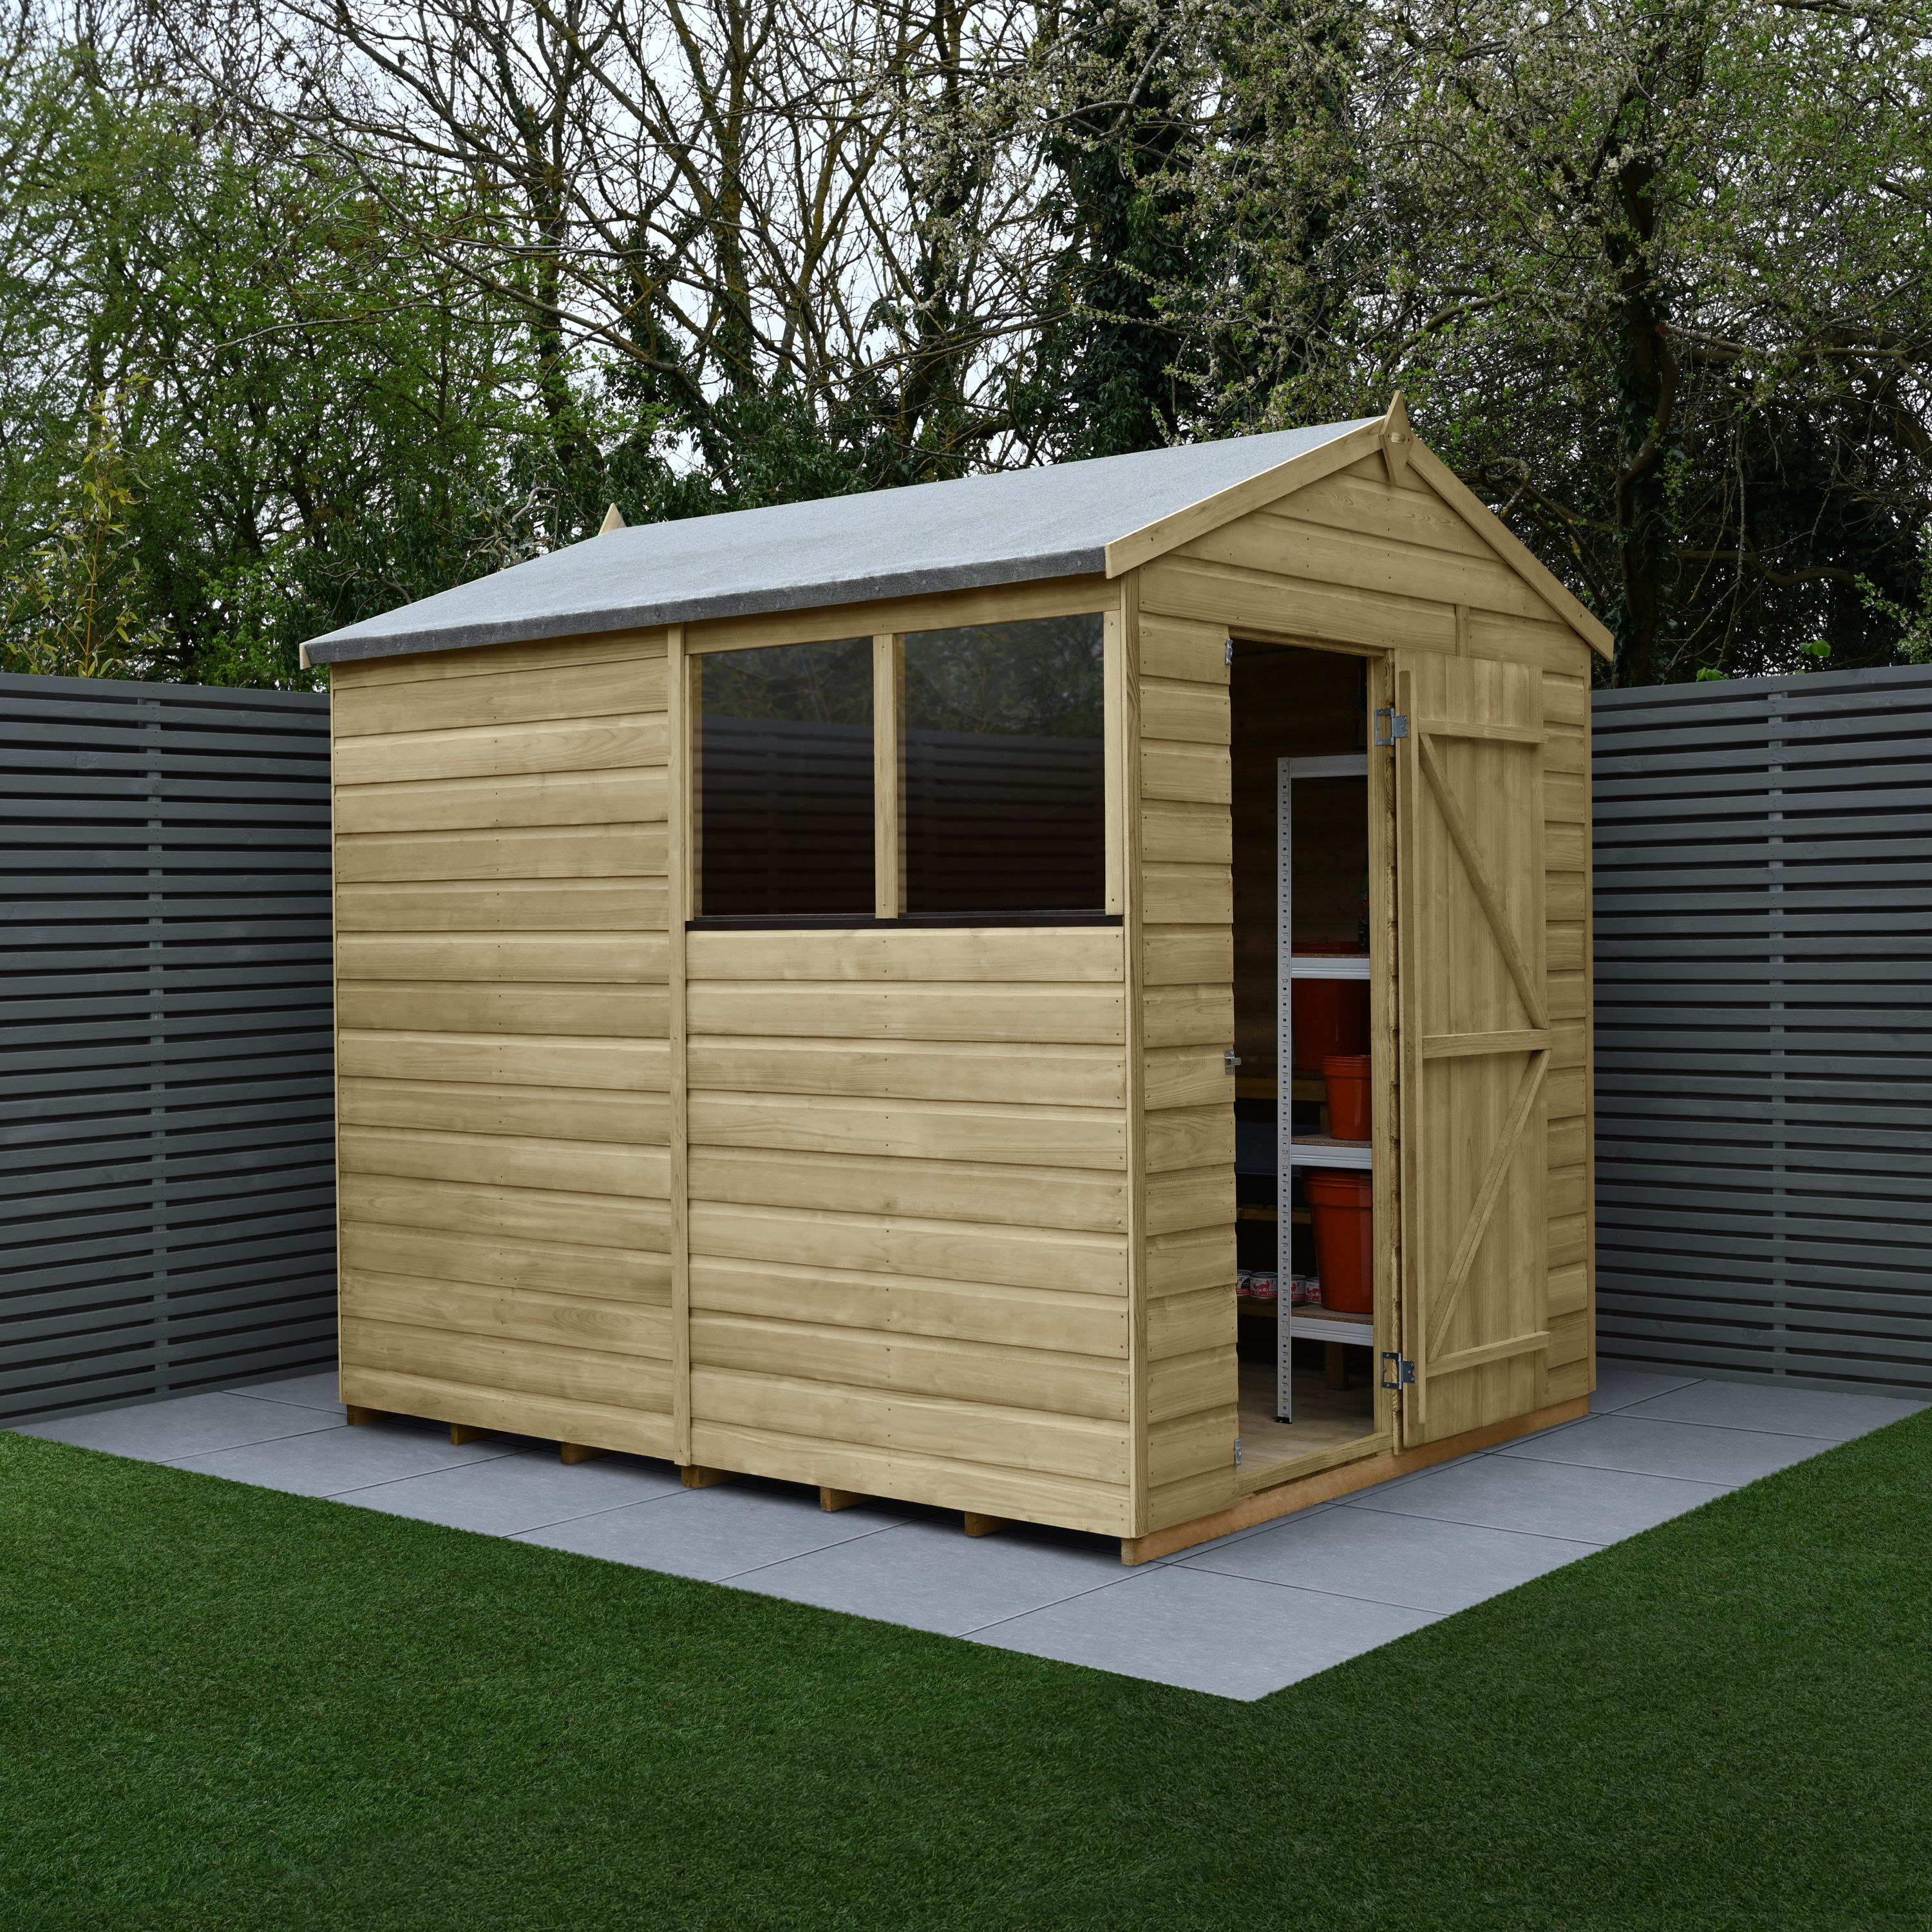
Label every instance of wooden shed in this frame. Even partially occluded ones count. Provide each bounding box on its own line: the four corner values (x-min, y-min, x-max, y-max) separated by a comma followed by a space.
304, 398, 1605, 1562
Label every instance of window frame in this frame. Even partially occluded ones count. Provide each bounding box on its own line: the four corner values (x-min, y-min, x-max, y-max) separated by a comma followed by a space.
683, 593, 1124, 931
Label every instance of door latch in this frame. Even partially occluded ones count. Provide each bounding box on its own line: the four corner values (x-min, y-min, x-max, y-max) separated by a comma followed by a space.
1374, 708, 1409, 746
1224, 1049, 1242, 1074
1380, 1352, 1416, 1389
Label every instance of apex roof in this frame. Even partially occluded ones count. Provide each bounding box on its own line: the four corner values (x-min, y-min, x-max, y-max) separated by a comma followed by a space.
300, 405, 1612, 666
301, 420, 1376, 667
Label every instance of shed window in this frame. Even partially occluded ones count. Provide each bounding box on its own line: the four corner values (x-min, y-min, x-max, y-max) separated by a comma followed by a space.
902, 615, 1106, 914
697, 637, 874, 916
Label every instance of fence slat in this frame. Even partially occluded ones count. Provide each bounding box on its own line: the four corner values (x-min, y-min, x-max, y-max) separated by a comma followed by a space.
0, 670, 336, 1422
1594, 663, 1932, 1396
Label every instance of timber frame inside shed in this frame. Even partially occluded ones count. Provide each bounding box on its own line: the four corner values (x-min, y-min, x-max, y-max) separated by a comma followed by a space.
305, 398, 1606, 1563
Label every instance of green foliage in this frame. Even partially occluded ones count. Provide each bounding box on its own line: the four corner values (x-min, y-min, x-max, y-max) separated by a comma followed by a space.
1, 390, 168, 677
1858, 528, 1932, 666
1021, 0, 1201, 459
0, 39, 578, 688
5, 1, 1932, 688
1135, 0, 1932, 683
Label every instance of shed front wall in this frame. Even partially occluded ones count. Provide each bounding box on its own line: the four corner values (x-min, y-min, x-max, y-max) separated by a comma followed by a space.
1130, 450, 1596, 1534
328, 589, 1139, 1538
330, 629, 676, 1454
684, 924, 1134, 1533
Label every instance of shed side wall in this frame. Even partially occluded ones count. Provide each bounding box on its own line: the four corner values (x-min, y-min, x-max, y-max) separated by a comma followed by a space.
683, 925, 1135, 1534
1131, 456, 1596, 1516
330, 630, 674, 1452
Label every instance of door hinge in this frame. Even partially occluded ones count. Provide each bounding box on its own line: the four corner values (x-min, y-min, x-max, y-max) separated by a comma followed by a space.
1225, 636, 1235, 666
1380, 1352, 1416, 1390
1374, 708, 1409, 746
1224, 1048, 1242, 1074
1233, 1437, 1244, 1467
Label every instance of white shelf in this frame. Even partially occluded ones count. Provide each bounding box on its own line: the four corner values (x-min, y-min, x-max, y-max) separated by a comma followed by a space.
1289, 956, 1370, 980
1294, 1312, 1375, 1347
1287, 1137, 1372, 1170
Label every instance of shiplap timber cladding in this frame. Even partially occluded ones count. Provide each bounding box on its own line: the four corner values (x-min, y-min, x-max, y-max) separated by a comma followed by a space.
0, 672, 334, 1422
1593, 664, 1932, 1397
685, 923, 1136, 1533
1138, 609, 1239, 1531
330, 629, 675, 1455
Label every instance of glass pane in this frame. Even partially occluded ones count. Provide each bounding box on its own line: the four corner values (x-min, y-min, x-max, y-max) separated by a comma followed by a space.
698, 636, 873, 916
902, 614, 1105, 914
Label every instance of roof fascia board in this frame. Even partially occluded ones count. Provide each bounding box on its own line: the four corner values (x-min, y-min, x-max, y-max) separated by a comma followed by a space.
1103, 420, 1385, 578
299, 548, 1107, 669
1405, 438, 1614, 659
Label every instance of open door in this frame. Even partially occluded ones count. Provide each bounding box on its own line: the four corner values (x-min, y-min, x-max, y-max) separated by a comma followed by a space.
1393, 654, 1551, 1447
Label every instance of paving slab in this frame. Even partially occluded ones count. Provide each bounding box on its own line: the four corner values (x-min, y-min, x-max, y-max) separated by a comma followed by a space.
13, 1390, 345, 1462
1620, 1380, 1929, 1442
1589, 1366, 1704, 1414
166, 1417, 515, 1497
974, 1564, 1440, 1701
1499, 1414, 1824, 1487
231, 1371, 346, 1416
1186, 1504, 1596, 1613
744, 1519, 1126, 1636
341, 1449, 687, 1536
1349, 1452, 1730, 1544
515, 1480, 912, 1582
16, 1364, 1918, 1701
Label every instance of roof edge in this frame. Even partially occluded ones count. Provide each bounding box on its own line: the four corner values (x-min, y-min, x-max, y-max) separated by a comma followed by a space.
1103, 419, 1383, 578
301, 546, 1110, 669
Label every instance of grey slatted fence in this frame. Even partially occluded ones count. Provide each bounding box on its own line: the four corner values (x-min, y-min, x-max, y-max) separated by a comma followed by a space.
1, 671, 336, 1421
1592, 663, 1932, 1396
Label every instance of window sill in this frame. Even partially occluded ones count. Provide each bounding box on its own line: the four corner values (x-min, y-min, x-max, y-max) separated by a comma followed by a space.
687, 911, 1122, 931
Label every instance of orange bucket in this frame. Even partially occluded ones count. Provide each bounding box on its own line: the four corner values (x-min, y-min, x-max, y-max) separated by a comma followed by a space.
1291, 943, 1368, 1071
1306, 1171, 1373, 1312
1321, 1054, 1372, 1142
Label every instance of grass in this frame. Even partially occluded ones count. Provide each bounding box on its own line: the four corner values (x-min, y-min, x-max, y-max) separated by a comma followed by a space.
2, 1416, 1929, 1932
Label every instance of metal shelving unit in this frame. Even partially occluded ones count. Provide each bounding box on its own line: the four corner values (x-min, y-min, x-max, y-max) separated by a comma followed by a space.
1275, 752, 1372, 1422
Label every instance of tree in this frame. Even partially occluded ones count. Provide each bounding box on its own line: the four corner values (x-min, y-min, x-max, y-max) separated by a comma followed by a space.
10, 0, 1932, 688
166, 0, 1070, 513
1361, 0, 1932, 682
0, 25, 564, 684
3, 390, 166, 677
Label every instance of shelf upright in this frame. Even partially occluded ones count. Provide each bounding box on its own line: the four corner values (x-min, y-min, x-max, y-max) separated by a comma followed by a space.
1276, 753, 1372, 1421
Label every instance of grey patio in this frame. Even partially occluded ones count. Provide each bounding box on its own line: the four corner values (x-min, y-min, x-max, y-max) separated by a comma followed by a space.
14, 1365, 1922, 1701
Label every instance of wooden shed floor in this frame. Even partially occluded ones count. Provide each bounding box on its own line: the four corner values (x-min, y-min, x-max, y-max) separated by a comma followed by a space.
1238, 1358, 1377, 1482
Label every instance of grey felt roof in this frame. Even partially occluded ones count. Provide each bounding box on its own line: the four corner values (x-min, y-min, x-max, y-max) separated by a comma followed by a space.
302, 419, 1376, 665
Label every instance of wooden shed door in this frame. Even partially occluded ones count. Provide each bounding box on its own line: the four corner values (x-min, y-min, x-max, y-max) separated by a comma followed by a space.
1392, 654, 1551, 1448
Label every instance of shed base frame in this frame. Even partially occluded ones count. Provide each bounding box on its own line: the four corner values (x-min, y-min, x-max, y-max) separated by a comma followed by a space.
1119, 1394, 1589, 1566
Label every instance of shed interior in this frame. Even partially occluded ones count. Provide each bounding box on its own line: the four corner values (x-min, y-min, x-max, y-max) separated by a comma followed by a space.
1230, 641, 1381, 1485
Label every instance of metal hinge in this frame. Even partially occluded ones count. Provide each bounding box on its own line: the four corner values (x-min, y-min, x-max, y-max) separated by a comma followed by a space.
1380, 1352, 1416, 1390
1233, 1437, 1243, 1467
1225, 636, 1235, 666
1374, 708, 1409, 746
1224, 1048, 1242, 1074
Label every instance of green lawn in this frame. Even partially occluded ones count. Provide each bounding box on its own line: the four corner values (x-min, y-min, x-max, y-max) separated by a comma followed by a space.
3, 1414, 1928, 1931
